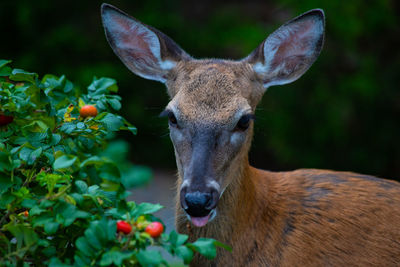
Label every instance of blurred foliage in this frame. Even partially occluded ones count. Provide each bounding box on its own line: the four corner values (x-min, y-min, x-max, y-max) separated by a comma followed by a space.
0, 60, 228, 266
0, 0, 399, 179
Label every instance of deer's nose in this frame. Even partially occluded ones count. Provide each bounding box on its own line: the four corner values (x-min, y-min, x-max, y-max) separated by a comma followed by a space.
182, 191, 217, 217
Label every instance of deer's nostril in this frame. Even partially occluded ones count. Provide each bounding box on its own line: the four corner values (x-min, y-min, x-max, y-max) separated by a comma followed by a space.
184, 192, 213, 217
205, 189, 219, 210
180, 187, 188, 210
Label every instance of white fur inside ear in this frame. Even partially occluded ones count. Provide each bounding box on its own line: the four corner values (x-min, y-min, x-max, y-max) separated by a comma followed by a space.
124, 24, 176, 72
253, 62, 269, 75
160, 60, 176, 70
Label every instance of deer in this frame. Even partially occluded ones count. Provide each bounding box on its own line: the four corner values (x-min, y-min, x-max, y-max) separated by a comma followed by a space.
101, 4, 400, 266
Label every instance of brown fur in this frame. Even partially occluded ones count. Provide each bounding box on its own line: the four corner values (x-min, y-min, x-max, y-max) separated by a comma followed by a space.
169, 60, 400, 266
177, 167, 400, 266
101, 5, 400, 265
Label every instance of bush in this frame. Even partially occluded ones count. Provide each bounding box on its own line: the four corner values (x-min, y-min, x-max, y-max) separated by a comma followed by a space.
0, 60, 229, 266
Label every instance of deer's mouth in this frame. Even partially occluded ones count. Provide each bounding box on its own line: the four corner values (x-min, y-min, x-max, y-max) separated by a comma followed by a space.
180, 187, 219, 227
187, 209, 217, 227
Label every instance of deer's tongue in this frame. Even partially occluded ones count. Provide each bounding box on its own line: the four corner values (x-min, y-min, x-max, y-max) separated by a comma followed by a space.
190, 214, 210, 227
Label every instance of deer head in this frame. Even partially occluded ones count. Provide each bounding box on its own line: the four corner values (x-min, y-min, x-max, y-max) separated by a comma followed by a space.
101, 4, 325, 227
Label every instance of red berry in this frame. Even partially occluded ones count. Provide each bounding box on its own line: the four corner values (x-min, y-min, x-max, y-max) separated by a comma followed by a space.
0, 115, 14, 126
24, 210, 29, 217
145, 222, 164, 238
116, 220, 132, 234
79, 105, 98, 118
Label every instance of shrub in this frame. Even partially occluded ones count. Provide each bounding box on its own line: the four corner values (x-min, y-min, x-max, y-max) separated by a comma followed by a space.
0, 60, 229, 266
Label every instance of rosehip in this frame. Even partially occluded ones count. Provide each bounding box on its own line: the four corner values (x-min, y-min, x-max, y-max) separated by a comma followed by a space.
145, 222, 164, 238
116, 220, 132, 234
0, 115, 13, 126
79, 105, 98, 118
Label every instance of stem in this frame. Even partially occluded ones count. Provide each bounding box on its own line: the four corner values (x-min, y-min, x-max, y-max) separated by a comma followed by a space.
0, 245, 31, 261
0, 210, 10, 227
22, 165, 38, 189
53, 124, 62, 133
121, 233, 134, 251
48, 184, 71, 200
8, 155, 14, 183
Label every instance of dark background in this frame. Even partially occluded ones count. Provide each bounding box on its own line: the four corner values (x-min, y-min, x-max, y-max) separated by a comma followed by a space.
1, 0, 399, 179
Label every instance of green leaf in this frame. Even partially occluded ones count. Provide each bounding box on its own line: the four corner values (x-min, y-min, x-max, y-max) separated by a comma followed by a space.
0, 175, 13, 194
80, 156, 104, 168
49, 134, 61, 146
100, 113, 123, 131
100, 180, 120, 192
213, 240, 232, 252
76, 122, 85, 129
0, 151, 11, 172
131, 202, 163, 219
21, 198, 36, 208
75, 180, 88, 193
19, 147, 33, 162
70, 193, 84, 205
107, 98, 121, 110
48, 257, 71, 267
169, 230, 188, 247
54, 201, 90, 226
0, 66, 12, 76
105, 220, 117, 241
53, 155, 77, 170
44, 151, 55, 164
74, 219, 118, 261
187, 238, 217, 259
7, 224, 39, 248
98, 162, 121, 182
43, 247, 57, 258
88, 219, 110, 243
10, 68, 38, 84
0, 60, 12, 76
176, 245, 194, 264
0, 59, 12, 68
0, 193, 15, 209
39, 199, 54, 208
136, 250, 165, 267
30, 206, 47, 216
75, 236, 96, 257
127, 126, 137, 135
44, 221, 60, 234
88, 77, 118, 93
59, 123, 76, 134
100, 250, 134, 266
84, 227, 103, 250
28, 147, 42, 165
12, 186, 31, 199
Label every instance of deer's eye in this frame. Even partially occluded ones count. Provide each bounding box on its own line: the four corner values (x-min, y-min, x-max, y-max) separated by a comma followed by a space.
160, 109, 178, 126
235, 114, 255, 131
168, 112, 177, 125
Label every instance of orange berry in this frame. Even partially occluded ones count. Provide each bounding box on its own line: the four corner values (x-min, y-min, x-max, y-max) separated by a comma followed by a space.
79, 105, 98, 118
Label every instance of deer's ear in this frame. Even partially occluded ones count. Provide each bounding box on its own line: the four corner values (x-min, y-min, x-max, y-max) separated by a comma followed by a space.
101, 4, 191, 83
244, 9, 325, 89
